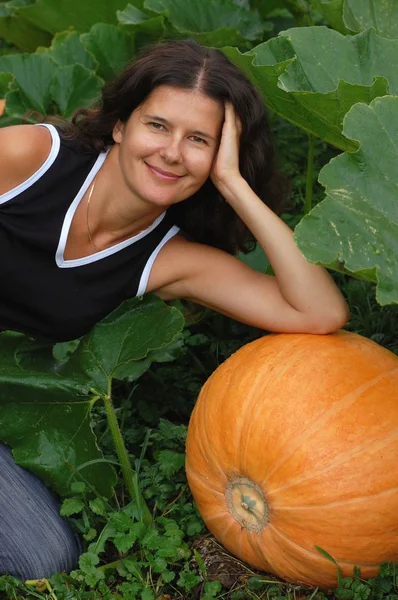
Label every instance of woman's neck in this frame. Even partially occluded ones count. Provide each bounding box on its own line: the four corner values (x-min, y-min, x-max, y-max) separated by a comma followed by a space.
88, 146, 165, 244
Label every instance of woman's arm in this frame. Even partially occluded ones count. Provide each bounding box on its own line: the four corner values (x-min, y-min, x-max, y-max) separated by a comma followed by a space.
0, 125, 52, 195
149, 104, 349, 334
216, 175, 349, 328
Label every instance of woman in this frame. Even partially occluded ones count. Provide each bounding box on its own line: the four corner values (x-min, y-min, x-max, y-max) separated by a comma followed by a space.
0, 40, 349, 579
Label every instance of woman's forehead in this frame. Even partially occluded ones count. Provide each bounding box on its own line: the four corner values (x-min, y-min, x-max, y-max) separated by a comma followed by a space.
139, 85, 223, 124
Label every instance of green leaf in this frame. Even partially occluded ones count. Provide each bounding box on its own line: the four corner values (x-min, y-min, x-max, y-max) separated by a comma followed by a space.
50, 64, 103, 118
0, 332, 116, 497
223, 27, 398, 150
63, 296, 184, 395
0, 52, 57, 114
0, 2, 52, 51
114, 532, 137, 553
79, 552, 100, 570
81, 24, 135, 83
89, 497, 107, 516
117, 7, 166, 51
251, 0, 292, 16
117, 3, 149, 23
294, 95, 398, 306
60, 496, 85, 516
71, 481, 86, 493
0, 72, 13, 96
18, 0, 135, 34
144, 0, 266, 48
0, 298, 183, 499
38, 31, 98, 70
315, 0, 398, 39
311, 0, 350, 34
156, 450, 186, 477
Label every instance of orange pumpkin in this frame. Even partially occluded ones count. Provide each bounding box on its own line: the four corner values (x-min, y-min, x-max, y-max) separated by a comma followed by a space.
185, 331, 398, 589
0, 99, 5, 116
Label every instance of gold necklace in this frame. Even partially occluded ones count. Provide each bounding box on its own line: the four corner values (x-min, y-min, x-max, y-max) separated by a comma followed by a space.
86, 175, 100, 251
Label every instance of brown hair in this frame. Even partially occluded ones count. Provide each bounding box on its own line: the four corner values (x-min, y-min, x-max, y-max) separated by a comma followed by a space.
56, 39, 288, 255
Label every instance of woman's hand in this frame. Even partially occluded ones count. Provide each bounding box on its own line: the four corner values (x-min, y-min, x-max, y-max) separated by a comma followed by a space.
210, 102, 243, 194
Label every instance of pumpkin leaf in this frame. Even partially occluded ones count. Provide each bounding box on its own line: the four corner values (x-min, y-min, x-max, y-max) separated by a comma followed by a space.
0, 1, 52, 51
0, 297, 184, 496
38, 31, 98, 70
223, 27, 398, 150
315, 0, 398, 39
17, 0, 133, 34
117, 6, 166, 51
0, 52, 57, 114
311, 0, 351, 34
250, 0, 293, 16
117, 4, 149, 23
62, 295, 185, 395
0, 71, 13, 97
80, 24, 135, 82
0, 332, 115, 497
144, 0, 268, 48
294, 95, 398, 306
50, 64, 103, 118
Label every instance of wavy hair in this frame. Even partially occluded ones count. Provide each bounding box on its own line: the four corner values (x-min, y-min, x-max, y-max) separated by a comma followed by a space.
55, 39, 288, 255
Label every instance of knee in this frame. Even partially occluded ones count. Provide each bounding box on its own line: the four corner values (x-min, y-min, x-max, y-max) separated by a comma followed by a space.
2, 521, 81, 580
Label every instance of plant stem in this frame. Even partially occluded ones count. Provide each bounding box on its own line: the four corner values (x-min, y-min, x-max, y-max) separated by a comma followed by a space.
25, 579, 58, 600
103, 383, 152, 525
304, 134, 315, 214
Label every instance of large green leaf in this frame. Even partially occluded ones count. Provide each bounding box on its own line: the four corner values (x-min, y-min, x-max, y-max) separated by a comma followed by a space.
144, 0, 268, 48
294, 95, 398, 306
250, 0, 293, 15
38, 31, 98, 70
224, 27, 398, 150
0, 1, 51, 51
0, 297, 184, 496
0, 332, 116, 497
0, 50, 102, 119
314, 0, 398, 39
0, 52, 57, 113
117, 5, 166, 51
311, 0, 350, 33
63, 296, 185, 395
81, 24, 135, 82
50, 64, 103, 118
17, 0, 132, 34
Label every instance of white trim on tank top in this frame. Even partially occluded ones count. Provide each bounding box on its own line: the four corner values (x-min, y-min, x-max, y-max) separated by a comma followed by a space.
55, 153, 171, 268
136, 225, 180, 296
0, 123, 60, 205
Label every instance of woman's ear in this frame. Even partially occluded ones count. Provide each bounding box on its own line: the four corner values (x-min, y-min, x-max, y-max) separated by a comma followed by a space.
112, 120, 124, 143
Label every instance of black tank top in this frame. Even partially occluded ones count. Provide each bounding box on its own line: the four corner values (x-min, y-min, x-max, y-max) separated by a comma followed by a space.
0, 124, 180, 342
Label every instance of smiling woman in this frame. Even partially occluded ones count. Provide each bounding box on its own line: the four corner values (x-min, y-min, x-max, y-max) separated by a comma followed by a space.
0, 39, 349, 581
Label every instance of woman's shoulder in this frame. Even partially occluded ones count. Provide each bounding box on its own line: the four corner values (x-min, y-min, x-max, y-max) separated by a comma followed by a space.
0, 124, 53, 195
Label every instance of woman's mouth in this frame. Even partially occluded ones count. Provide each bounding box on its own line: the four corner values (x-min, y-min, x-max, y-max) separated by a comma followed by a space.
145, 162, 184, 181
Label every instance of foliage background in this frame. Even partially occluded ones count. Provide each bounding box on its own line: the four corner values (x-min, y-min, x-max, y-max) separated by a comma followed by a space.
0, 0, 397, 598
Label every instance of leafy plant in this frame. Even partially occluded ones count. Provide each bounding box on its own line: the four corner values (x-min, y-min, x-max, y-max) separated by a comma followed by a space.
295, 96, 398, 305
313, 0, 398, 39
0, 295, 183, 501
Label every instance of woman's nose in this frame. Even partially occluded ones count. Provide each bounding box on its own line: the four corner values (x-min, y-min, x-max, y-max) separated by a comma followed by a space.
159, 136, 183, 163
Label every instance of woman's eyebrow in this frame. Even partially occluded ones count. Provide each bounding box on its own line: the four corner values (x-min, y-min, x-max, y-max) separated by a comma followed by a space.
142, 114, 215, 140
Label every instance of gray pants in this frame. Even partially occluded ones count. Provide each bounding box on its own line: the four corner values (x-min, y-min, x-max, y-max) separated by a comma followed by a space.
0, 443, 81, 580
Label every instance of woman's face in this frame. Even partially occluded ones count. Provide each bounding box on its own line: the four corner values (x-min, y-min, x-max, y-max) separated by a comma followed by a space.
112, 85, 224, 209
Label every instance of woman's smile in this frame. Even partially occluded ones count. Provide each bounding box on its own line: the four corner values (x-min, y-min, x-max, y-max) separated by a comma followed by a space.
144, 162, 185, 181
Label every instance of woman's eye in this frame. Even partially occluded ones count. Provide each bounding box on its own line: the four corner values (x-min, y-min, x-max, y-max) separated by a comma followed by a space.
149, 122, 165, 131
190, 136, 206, 144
